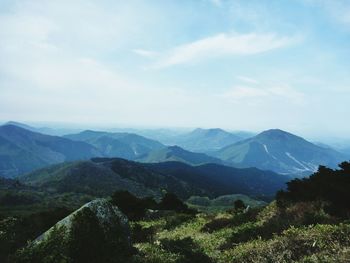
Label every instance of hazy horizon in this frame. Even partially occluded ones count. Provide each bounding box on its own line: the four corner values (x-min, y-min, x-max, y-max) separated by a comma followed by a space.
2, 119, 350, 145
1, 0, 350, 138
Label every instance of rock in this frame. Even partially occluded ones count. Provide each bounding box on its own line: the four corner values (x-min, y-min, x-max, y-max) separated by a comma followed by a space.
36, 198, 131, 245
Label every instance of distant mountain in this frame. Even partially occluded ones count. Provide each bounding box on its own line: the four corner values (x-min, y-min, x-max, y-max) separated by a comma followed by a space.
168, 128, 243, 153
20, 158, 205, 199
5, 121, 35, 131
108, 128, 189, 145
64, 130, 165, 160
137, 145, 224, 166
340, 147, 350, 158
5, 121, 82, 136
214, 129, 346, 175
0, 125, 101, 178
231, 131, 256, 140
148, 161, 287, 197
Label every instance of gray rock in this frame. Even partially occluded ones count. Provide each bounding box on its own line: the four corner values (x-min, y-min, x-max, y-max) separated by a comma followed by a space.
36, 198, 131, 246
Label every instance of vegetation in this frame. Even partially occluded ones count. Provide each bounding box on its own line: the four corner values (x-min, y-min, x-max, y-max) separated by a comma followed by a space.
137, 145, 223, 166
111, 191, 157, 220
0, 208, 72, 263
20, 158, 205, 199
277, 162, 350, 218
11, 205, 133, 263
129, 163, 350, 262
186, 194, 266, 213
1, 162, 350, 262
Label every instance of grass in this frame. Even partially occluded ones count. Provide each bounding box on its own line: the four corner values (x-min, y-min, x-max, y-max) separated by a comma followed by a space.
131, 202, 350, 263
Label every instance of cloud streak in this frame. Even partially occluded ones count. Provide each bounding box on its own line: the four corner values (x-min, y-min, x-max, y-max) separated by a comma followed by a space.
150, 33, 300, 68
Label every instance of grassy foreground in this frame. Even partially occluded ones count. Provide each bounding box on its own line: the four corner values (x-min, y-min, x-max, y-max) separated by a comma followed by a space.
131, 202, 350, 263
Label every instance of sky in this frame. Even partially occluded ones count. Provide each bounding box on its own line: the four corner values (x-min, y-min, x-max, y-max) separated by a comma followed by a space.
0, 0, 349, 138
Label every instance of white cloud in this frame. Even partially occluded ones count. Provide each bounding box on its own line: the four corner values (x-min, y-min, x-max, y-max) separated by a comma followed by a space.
306, 0, 350, 27
132, 49, 159, 58
152, 33, 299, 68
220, 84, 305, 105
236, 76, 259, 84
221, 86, 268, 100
208, 0, 222, 7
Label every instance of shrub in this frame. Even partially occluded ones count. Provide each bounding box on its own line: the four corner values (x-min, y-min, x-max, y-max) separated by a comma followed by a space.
202, 217, 232, 233
202, 208, 260, 233
160, 237, 213, 263
164, 213, 195, 230
234, 199, 246, 211
11, 225, 69, 263
276, 163, 350, 219
158, 193, 187, 211
0, 208, 71, 263
111, 191, 156, 220
131, 223, 156, 243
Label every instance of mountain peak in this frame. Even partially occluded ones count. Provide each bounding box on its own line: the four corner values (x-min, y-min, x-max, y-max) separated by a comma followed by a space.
168, 145, 183, 151
258, 129, 297, 138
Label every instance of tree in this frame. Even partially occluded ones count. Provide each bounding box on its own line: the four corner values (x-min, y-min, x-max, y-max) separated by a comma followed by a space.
158, 193, 188, 212
111, 191, 156, 220
234, 199, 246, 211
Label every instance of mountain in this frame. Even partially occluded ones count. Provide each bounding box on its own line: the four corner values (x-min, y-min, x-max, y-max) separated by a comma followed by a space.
147, 161, 287, 197
214, 129, 346, 175
64, 130, 165, 160
20, 157, 286, 199
107, 127, 189, 145
137, 145, 224, 166
340, 147, 350, 157
0, 125, 101, 178
5, 121, 35, 131
168, 128, 243, 153
20, 158, 205, 199
5, 121, 81, 136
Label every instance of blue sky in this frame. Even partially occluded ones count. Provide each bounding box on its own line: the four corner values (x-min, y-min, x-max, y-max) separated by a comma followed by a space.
0, 0, 349, 138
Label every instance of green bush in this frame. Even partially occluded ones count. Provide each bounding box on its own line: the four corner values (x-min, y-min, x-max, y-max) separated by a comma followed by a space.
160, 237, 213, 263
131, 223, 156, 243
276, 163, 350, 219
0, 208, 71, 263
202, 208, 260, 233
12, 225, 69, 263
201, 217, 232, 233
164, 213, 195, 230
111, 191, 157, 221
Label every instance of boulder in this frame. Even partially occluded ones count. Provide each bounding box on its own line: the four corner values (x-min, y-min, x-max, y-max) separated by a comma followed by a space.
36, 198, 130, 244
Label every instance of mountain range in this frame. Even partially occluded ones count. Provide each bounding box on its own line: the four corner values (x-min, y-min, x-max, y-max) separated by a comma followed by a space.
165, 128, 244, 153
4, 121, 81, 136
214, 129, 346, 175
19, 158, 203, 199
147, 161, 287, 197
64, 130, 165, 160
1, 122, 347, 180
0, 125, 101, 178
137, 145, 223, 165
20, 157, 286, 198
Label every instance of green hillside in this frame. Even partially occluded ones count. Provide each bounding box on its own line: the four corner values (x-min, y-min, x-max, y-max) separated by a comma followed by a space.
138, 146, 223, 166
20, 158, 203, 199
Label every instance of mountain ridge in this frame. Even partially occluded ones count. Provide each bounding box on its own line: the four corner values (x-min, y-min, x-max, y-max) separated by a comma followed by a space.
0, 125, 101, 178
137, 145, 224, 166
214, 128, 346, 175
